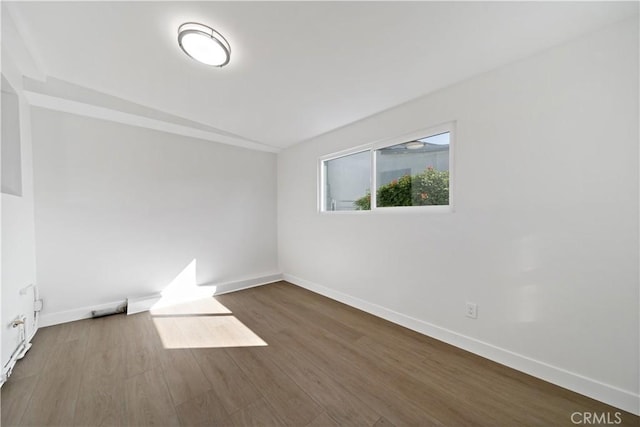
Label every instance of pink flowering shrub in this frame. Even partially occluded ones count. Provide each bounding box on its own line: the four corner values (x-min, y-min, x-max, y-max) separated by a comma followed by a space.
354, 167, 448, 210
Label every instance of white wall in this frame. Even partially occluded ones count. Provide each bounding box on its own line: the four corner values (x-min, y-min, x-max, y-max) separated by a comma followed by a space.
31, 109, 278, 321
1, 51, 38, 374
278, 18, 639, 413
2, 77, 23, 196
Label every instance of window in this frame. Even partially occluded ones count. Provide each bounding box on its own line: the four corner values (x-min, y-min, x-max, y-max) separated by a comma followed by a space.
374, 131, 450, 208
321, 149, 370, 211
319, 123, 453, 212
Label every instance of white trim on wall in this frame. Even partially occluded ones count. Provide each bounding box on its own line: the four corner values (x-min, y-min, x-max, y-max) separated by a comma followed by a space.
282, 273, 640, 416
39, 299, 127, 327
127, 273, 284, 315
23, 91, 280, 153
39, 273, 284, 325
212, 273, 283, 296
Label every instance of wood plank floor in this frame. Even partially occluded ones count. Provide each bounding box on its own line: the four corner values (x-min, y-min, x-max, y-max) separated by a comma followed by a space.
1, 281, 637, 426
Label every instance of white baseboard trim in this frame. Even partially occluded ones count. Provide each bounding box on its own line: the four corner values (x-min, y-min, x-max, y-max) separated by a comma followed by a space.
126, 273, 283, 315
126, 294, 162, 315
282, 273, 640, 416
39, 299, 127, 327
41, 273, 284, 323
211, 273, 283, 296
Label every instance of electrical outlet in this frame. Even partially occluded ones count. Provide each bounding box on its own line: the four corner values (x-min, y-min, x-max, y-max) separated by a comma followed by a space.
466, 302, 478, 319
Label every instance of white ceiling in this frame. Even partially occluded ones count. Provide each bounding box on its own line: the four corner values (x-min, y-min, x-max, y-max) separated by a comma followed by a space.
5, 1, 638, 150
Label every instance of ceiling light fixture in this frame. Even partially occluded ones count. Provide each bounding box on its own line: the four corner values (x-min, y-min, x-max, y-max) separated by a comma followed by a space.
405, 141, 424, 150
178, 22, 231, 67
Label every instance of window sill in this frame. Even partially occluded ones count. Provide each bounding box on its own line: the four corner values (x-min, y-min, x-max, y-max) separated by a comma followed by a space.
319, 205, 453, 215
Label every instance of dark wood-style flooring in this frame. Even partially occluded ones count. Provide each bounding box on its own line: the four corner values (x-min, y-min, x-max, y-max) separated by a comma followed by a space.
1, 281, 637, 426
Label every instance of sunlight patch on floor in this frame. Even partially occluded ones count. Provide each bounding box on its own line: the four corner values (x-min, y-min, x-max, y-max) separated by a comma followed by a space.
150, 297, 231, 316
152, 314, 267, 349
149, 258, 267, 349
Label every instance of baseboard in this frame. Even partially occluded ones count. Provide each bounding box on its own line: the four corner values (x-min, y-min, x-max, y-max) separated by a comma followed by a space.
211, 273, 283, 296
126, 273, 283, 315
39, 299, 127, 327
126, 294, 162, 315
41, 273, 284, 323
282, 273, 640, 416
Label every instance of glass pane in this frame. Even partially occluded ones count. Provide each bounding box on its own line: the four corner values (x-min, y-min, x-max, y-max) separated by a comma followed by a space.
324, 150, 371, 211
375, 132, 450, 207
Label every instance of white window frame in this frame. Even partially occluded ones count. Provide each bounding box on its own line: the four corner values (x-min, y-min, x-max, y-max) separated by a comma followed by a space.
318, 121, 455, 214
318, 143, 371, 213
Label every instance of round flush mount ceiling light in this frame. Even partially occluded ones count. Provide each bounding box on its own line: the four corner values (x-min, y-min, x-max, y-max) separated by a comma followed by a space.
178, 22, 231, 67
405, 141, 424, 150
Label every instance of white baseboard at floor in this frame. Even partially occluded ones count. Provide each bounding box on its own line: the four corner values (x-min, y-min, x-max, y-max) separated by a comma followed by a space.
126, 273, 284, 315
282, 273, 640, 416
40, 273, 284, 324
39, 299, 127, 327
212, 273, 283, 296
126, 294, 162, 315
